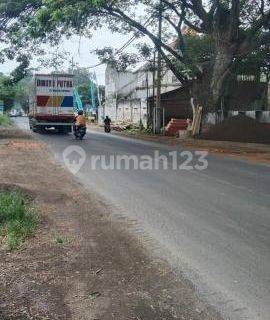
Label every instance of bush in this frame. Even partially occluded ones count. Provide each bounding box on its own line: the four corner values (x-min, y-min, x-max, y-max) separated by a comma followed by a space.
0, 114, 12, 127
0, 192, 37, 250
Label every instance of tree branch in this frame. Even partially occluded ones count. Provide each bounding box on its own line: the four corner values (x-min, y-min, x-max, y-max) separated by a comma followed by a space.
239, 9, 270, 56
159, 48, 187, 83
104, 5, 185, 62
260, 0, 265, 16
229, 0, 240, 40
188, 0, 208, 24
164, 15, 177, 30
163, 14, 186, 53
184, 19, 203, 33
209, 0, 219, 17
161, 0, 182, 17
163, 15, 181, 35
247, 8, 270, 35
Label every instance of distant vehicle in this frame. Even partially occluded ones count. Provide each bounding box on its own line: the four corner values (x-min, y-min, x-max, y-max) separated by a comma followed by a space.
29, 74, 75, 133
9, 109, 19, 117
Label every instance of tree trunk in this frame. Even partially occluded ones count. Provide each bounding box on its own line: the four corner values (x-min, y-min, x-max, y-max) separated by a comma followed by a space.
210, 45, 234, 111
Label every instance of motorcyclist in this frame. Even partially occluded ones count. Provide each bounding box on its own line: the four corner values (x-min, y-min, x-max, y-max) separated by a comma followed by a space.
74, 110, 87, 130
104, 116, 111, 133
104, 116, 111, 126
74, 110, 87, 138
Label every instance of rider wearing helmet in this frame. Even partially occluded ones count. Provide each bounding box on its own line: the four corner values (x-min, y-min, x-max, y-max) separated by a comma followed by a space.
75, 110, 87, 128
104, 115, 111, 126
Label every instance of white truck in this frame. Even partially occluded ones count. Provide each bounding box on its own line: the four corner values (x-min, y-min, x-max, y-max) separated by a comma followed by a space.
29, 74, 75, 133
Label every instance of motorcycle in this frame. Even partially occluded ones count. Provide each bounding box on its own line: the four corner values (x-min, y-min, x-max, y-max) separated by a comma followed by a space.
74, 126, 86, 140
104, 124, 111, 133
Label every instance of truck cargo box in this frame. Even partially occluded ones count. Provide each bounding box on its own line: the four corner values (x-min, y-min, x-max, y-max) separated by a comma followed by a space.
29, 74, 75, 133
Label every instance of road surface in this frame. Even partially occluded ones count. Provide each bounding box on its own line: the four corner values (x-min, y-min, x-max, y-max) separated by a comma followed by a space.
15, 118, 270, 320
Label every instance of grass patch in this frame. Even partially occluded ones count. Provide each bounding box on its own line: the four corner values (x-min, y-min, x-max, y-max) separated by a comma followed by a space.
54, 234, 73, 245
124, 125, 153, 135
0, 192, 37, 250
0, 114, 12, 127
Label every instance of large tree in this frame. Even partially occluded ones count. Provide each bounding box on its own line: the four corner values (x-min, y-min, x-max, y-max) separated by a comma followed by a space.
0, 73, 16, 110
0, 51, 31, 111
1, 0, 269, 110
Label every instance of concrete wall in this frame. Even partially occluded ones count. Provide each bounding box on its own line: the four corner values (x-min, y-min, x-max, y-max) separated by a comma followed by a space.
116, 99, 147, 125
205, 110, 270, 125
101, 65, 181, 125
226, 81, 268, 111
268, 83, 270, 111
258, 111, 270, 123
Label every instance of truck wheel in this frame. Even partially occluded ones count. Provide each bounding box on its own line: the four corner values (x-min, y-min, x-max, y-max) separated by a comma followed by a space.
58, 126, 64, 134
39, 126, 47, 133
58, 126, 69, 134
32, 126, 46, 134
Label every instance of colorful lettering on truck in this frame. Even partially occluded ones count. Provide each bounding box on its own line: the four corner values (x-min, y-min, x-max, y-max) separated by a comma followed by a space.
35, 74, 74, 115
29, 74, 75, 133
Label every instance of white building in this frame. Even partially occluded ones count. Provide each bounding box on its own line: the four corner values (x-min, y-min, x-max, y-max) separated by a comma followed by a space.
98, 65, 181, 126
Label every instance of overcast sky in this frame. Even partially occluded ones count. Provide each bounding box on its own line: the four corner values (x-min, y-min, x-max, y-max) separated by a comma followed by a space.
0, 27, 135, 85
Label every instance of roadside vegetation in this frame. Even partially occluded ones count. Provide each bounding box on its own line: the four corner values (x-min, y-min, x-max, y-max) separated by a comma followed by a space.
122, 124, 163, 136
1, 1, 269, 113
0, 191, 37, 250
0, 114, 12, 127
124, 126, 152, 135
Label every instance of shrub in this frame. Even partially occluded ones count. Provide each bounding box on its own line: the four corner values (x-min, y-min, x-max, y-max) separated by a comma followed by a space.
0, 114, 12, 127
0, 192, 37, 250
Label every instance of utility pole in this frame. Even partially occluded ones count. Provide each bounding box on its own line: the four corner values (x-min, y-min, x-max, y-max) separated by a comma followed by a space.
155, 0, 163, 134
152, 52, 156, 132
146, 72, 150, 129
71, 57, 75, 74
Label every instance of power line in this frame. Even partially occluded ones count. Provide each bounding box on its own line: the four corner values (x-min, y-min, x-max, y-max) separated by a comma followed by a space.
85, 16, 154, 69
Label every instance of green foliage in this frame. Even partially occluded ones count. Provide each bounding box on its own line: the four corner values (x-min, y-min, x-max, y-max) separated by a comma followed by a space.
1, 0, 269, 74
54, 234, 73, 245
0, 114, 12, 127
0, 69, 33, 112
77, 82, 105, 107
95, 47, 139, 71
0, 192, 37, 250
10, 55, 31, 83
0, 49, 31, 111
71, 67, 105, 106
77, 82, 91, 106
1, 0, 269, 110
174, 34, 215, 78
0, 73, 16, 111
14, 76, 35, 112
234, 32, 270, 79
0, 0, 43, 61
184, 35, 214, 64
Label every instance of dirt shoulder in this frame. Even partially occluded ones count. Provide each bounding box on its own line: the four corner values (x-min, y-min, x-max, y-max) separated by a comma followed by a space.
0, 127, 222, 320
103, 128, 270, 165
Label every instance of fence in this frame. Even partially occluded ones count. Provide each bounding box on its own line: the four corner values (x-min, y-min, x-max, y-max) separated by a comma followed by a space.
205, 110, 270, 125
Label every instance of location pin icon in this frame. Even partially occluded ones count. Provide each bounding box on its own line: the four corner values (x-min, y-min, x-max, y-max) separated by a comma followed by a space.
63, 145, 86, 174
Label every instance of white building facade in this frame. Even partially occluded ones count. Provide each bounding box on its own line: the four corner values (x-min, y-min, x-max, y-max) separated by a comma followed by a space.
98, 65, 181, 126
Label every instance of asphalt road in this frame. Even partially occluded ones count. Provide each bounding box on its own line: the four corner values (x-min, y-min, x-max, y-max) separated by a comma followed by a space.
15, 118, 270, 320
